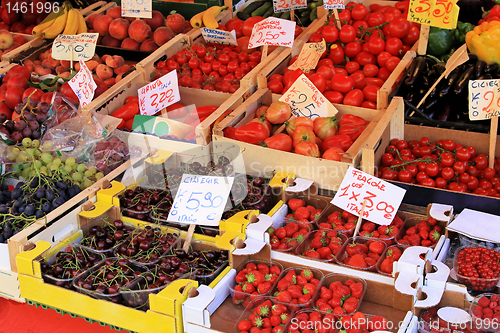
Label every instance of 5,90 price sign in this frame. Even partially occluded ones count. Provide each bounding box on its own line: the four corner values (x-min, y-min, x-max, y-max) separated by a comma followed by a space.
167, 174, 234, 226
331, 167, 407, 225
408, 0, 459, 29
138, 70, 180, 116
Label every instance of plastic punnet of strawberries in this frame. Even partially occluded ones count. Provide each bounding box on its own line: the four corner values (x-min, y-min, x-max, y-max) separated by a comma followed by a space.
232, 261, 282, 307
455, 247, 500, 293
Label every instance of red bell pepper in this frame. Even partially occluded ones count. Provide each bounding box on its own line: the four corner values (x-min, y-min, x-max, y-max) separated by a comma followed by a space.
338, 124, 366, 142
235, 122, 269, 145
223, 127, 237, 140
339, 114, 366, 127
321, 134, 353, 152
165, 103, 187, 119
125, 96, 139, 105
111, 102, 140, 121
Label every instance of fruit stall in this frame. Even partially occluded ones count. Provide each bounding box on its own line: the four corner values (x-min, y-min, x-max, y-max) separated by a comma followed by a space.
2, 0, 500, 333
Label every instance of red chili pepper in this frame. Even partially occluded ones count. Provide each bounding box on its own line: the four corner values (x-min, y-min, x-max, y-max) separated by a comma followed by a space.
223, 127, 237, 140
189, 105, 219, 119
338, 124, 366, 142
165, 103, 187, 119
117, 118, 125, 130
111, 102, 140, 121
321, 134, 353, 152
125, 96, 139, 104
339, 114, 366, 127
124, 118, 134, 131
234, 122, 269, 145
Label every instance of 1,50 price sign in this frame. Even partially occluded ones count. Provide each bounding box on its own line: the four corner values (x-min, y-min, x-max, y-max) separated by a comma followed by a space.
167, 174, 234, 226
138, 70, 180, 116
469, 79, 500, 120
407, 0, 459, 29
331, 167, 407, 225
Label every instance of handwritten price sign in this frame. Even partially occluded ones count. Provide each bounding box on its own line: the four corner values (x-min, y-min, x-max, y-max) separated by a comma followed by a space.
248, 17, 295, 49
138, 70, 180, 116
273, 0, 307, 13
331, 167, 407, 225
288, 40, 326, 72
469, 79, 500, 120
68, 57, 97, 108
121, 0, 152, 18
324, 0, 344, 9
52, 33, 99, 61
167, 174, 234, 226
408, 0, 459, 29
201, 28, 238, 46
279, 74, 338, 118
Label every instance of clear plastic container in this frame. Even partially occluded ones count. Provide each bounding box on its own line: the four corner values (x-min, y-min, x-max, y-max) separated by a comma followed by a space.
283, 309, 339, 333
72, 258, 148, 305
270, 266, 324, 312
418, 306, 475, 333
335, 236, 387, 272
294, 231, 348, 262
39, 244, 104, 290
311, 273, 367, 315
234, 296, 296, 333
396, 216, 441, 249
79, 219, 136, 258
453, 246, 500, 295
469, 293, 500, 333
285, 195, 329, 224
376, 244, 406, 276
117, 185, 170, 221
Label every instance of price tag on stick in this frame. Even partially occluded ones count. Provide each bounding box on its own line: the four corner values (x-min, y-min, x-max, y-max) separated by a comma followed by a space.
52, 33, 99, 61
273, 0, 307, 13
201, 28, 238, 46
469, 79, 500, 120
407, 0, 459, 29
288, 40, 326, 72
324, 0, 344, 9
122, 0, 152, 18
248, 17, 295, 49
331, 167, 407, 226
167, 174, 235, 226
68, 56, 97, 108
279, 74, 338, 118
138, 70, 180, 116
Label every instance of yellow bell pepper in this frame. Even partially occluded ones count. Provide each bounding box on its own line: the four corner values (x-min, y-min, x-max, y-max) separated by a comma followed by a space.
466, 21, 500, 65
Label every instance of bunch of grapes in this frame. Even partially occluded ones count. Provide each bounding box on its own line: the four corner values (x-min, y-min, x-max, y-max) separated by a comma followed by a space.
93, 136, 130, 175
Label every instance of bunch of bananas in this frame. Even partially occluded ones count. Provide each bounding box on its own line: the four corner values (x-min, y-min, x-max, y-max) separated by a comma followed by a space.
32, 1, 88, 39
190, 5, 227, 29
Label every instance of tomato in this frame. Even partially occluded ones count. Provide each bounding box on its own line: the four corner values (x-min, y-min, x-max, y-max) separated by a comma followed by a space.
285, 117, 313, 135
284, 68, 304, 86
385, 56, 401, 72
337, 9, 352, 23
316, 65, 335, 80
387, 17, 410, 39
321, 134, 353, 152
111, 102, 140, 121
234, 121, 269, 145
292, 126, 316, 146
350, 72, 367, 90
367, 12, 384, 27
266, 101, 291, 125
345, 42, 362, 58
354, 51, 376, 66
475, 156, 488, 170
262, 133, 293, 152
376, 51, 392, 68
188, 57, 200, 69
420, 178, 436, 187
295, 141, 320, 157
361, 101, 377, 109
309, 32, 323, 43
321, 25, 339, 43
398, 170, 412, 182
368, 37, 385, 56
466, 146, 478, 159
338, 123, 365, 141
324, 90, 344, 104
295, 25, 303, 38
242, 16, 265, 36
377, 67, 391, 81
339, 25, 356, 43
382, 169, 396, 180
331, 74, 354, 93
483, 167, 496, 180
268, 80, 284, 94
385, 37, 404, 56
322, 147, 345, 161
363, 64, 379, 77
362, 85, 379, 102
313, 116, 338, 140
402, 25, 420, 46
365, 77, 384, 87
441, 139, 455, 151
345, 61, 360, 74
269, 74, 283, 83
352, 20, 369, 37
328, 44, 345, 65
343, 89, 364, 107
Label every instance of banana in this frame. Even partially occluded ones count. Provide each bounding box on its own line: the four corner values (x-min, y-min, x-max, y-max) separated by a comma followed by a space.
62, 8, 79, 35
32, 5, 66, 37
42, 3, 69, 39
190, 10, 205, 29
76, 10, 87, 34
202, 6, 227, 29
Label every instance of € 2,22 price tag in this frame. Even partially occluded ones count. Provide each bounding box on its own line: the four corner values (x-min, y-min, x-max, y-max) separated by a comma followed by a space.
167, 174, 235, 226
324, 0, 345, 9
279, 74, 338, 118
407, 0, 459, 29
122, 0, 152, 18
51, 33, 99, 61
469, 79, 500, 120
138, 70, 180, 116
331, 166, 407, 226
288, 39, 326, 73
248, 17, 295, 49
273, 0, 307, 13
68, 57, 97, 108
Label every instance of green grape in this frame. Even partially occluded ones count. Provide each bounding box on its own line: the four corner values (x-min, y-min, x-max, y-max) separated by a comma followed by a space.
34, 149, 42, 158
46, 162, 53, 169
84, 170, 93, 178
72, 163, 78, 171
40, 170, 47, 176
33, 160, 42, 169
8, 146, 19, 157
52, 158, 61, 167
31, 140, 40, 148
25, 148, 35, 159
40, 166, 47, 173
88, 166, 97, 175
65, 157, 76, 167
40, 153, 53, 165
63, 165, 72, 174
77, 164, 86, 173
50, 164, 59, 172
83, 179, 93, 188
60, 155, 67, 163
42, 140, 54, 150
79, 182, 86, 190
95, 172, 104, 180
22, 137, 32, 148
72, 172, 83, 182
16, 152, 29, 163
21, 168, 30, 178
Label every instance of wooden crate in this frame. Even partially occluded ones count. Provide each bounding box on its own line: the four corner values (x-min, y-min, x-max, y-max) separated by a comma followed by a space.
83, 66, 250, 145
212, 89, 404, 191
79, 0, 116, 17
1, 33, 45, 63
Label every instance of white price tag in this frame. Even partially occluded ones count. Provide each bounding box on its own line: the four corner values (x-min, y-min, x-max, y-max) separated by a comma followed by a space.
121, 0, 152, 18
68, 57, 97, 108
324, 0, 345, 9
201, 28, 238, 46
167, 174, 235, 226
51, 33, 99, 61
248, 17, 295, 49
273, 0, 307, 13
469, 79, 500, 120
331, 167, 406, 225
288, 40, 326, 73
138, 70, 180, 116
279, 74, 338, 118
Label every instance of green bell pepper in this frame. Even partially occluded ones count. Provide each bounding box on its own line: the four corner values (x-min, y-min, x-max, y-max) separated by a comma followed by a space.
441, 47, 457, 63
454, 21, 474, 44
427, 27, 454, 57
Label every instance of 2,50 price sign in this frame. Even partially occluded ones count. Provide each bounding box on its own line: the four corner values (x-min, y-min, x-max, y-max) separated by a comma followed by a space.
167, 174, 234, 226
331, 167, 407, 225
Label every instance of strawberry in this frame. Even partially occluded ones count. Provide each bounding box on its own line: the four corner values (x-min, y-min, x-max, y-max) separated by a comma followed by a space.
258, 264, 270, 275
238, 319, 252, 331
166, 12, 186, 34
492, 295, 500, 303
343, 297, 358, 313
275, 227, 286, 239
234, 285, 246, 300
300, 269, 313, 281
248, 271, 266, 287
303, 283, 316, 295
305, 249, 320, 259
365, 257, 377, 267
419, 229, 429, 240
328, 296, 342, 308
421, 240, 432, 247
319, 304, 333, 313
310, 278, 320, 286
332, 306, 346, 316
368, 241, 385, 254
320, 286, 332, 300
296, 274, 308, 287
380, 258, 394, 274
270, 237, 279, 249
317, 246, 332, 259
367, 252, 380, 261
258, 281, 272, 294
262, 317, 271, 328
270, 266, 281, 276
408, 234, 421, 246
243, 282, 256, 294
236, 271, 247, 284
288, 198, 306, 211
386, 247, 402, 260
429, 230, 440, 242
347, 254, 367, 268
275, 290, 292, 303
406, 226, 417, 236
328, 242, 342, 256
288, 285, 303, 299
362, 221, 376, 232
346, 243, 361, 256
247, 263, 257, 270
368, 316, 388, 331
280, 313, 289, 324
298, 294, 312, 304
359, 231, 373, 238
358, 243, 369, 253
269, 314, 281, 327
427, 217, 437, 226
387, 226, 398, 237
271, 303, 287, 316
252, 316, 264, 328
277, 279, 291, 291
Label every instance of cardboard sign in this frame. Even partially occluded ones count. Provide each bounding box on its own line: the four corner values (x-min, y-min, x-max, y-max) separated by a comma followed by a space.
469, 79, 500, 120
248, 17, 295, 49
68, 57, 97, 108
408, 0, 459, 29
288, 40, 326, 72
324, 0, 345, 9
273, 0, 307, 13
167, 174, 234, 226
331, 167, 407, 225
51, 33, 99, 61
138, 70, 180, 116
121, 0, 152, 18
201, 28, 238, 46
279, 74, 338, 118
